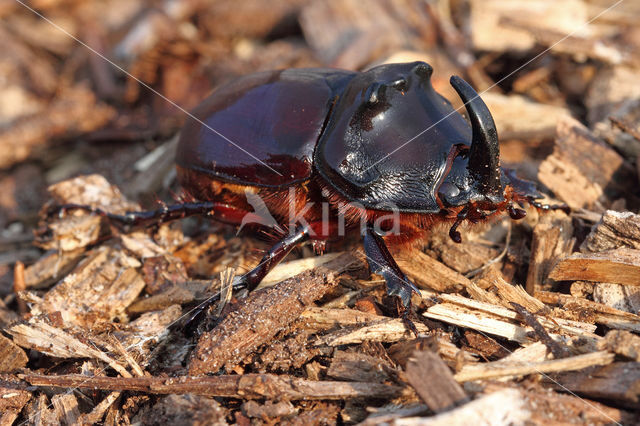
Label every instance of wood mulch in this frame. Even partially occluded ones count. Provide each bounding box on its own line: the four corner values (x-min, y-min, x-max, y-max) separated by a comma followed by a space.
1, 0, 640, 424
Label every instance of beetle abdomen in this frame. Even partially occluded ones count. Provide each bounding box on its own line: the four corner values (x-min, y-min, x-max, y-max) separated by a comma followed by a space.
177, 68, 355, 188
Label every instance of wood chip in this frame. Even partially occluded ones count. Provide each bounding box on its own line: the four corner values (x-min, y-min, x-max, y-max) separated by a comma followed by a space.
0, 387, 31, 426
188, 252, 362, 375
455, 350, 614, 382
300, 0, 436, 69
600, 330, 640, 361
424, 293, 598, 346
470, 0, 588, 53
538, 116, 635, 210
481, 92, 571, 140
554, 362, 640, 407
549, 247, 640, 286
9, 320, 132, 377
51, 393, 80, 426
394, 248, 469, 292
525, 212, 575, 293
396, 389, 531, 425
327, 350, 395, 383
582, 210, 640, 253
19, 373, 404, 401
0, 333, 28, 373
406, 351, 468, 413
33, 247, 145, 327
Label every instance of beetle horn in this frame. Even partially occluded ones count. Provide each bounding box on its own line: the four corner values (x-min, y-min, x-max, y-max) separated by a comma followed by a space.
450, 76, 503, 202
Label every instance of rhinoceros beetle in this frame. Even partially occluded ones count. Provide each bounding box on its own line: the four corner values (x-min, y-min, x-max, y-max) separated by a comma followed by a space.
49, 61, 564, 329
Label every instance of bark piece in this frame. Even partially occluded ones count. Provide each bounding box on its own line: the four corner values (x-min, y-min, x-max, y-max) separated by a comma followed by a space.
23, 249, 83, 289
425, 235, 499, 276
0, 334, 28, 373
580, 210, 640, 314
481, 92, 571, 140
51, 393, 80, 426
139, 394, 227, 426
34, 247, 145, 327
395, 389, 531, 426
554, 362, 640, 408
256, 330, 330, 372
0, 85, 115, 168
538, 116, 635, 210
587, 65, 640, 125
424, 293, 597, 347
406, 351, 468, 413
394, 248, 469, 292
595, 99, 640, 159
525, 211, 574, 293
600, 330, 640, 361
19, 373, 404, 401
549, 247, 640, 286
455, 350, 614, 382
242, 400, 294, 422
9, 320, 131, 377
470, 0, 588, 52
582, 210, 640, 253
0, 387, 31, 426
188, 252, 362, 375
299, 0, 436, 69
327, 350, 395, 383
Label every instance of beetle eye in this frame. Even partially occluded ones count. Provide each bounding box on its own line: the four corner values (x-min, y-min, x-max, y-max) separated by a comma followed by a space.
438, 182, 460, 200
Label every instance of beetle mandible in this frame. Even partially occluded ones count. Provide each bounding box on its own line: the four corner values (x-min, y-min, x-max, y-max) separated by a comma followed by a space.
51, 61, 562, 325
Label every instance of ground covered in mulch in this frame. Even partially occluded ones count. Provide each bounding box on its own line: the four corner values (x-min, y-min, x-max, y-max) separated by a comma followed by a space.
2, 0, 640, 424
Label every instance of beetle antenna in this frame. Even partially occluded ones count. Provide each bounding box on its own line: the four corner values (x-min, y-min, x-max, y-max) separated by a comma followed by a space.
450, 76, 503, 203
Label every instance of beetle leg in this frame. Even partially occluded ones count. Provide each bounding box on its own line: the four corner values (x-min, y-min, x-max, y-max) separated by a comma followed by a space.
362, 224, 420, 323
182, 224, 311, 333
239, 224, 311, 291
47, 201, 257, 232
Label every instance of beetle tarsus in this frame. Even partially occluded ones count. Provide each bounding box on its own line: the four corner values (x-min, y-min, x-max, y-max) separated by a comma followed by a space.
402, 310, 419, 338
363, 225, 420, 311
182, 275, 249, 336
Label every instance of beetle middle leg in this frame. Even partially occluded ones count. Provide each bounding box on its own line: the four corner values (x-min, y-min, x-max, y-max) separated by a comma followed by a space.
362, 224, 420, 334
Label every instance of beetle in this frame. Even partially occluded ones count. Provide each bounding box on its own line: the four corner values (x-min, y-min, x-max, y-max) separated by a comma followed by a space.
50, 61, 562, 326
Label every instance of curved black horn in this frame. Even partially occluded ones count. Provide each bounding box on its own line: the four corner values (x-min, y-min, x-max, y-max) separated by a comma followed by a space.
450, 76, 503, 202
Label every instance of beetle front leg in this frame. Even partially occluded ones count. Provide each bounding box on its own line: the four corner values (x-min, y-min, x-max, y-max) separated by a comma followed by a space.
362, 224, 420, 329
